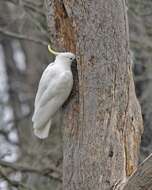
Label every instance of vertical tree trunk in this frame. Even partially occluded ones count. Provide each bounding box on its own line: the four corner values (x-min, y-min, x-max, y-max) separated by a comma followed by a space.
46, 0, 143, 189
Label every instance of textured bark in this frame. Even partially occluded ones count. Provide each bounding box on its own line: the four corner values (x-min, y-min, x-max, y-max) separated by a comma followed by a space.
123, 153, 152, 190
46, 0, 143, 189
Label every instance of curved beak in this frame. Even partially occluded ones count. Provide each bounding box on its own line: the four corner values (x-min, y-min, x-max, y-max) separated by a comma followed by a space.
72, 58, 77, 65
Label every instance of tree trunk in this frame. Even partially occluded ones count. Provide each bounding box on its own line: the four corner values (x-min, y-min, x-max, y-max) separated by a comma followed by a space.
46, 0, 143, 189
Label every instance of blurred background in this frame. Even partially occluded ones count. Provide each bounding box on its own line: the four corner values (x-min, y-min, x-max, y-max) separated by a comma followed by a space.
0, 0, 151, 189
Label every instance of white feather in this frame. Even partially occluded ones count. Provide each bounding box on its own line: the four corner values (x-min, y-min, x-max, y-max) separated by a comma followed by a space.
34, 119, 51, 139
32, 52, 75, 139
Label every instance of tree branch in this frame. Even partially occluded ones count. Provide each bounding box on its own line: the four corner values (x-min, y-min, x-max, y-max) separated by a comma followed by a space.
122, 153, 152, 190
0, 169, 33, 190
4, 0, 45, 16
0, 27, 49, 46
0, 129, 19, 145
0, 160, 62, 182
25, 11, 48, 37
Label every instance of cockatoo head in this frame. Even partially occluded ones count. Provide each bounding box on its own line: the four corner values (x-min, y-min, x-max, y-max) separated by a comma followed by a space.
48, 45, 76, 66
57, 52, 76, 65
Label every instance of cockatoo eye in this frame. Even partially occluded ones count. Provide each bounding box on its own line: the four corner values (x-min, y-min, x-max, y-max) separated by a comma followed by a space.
70, 57, 73, 60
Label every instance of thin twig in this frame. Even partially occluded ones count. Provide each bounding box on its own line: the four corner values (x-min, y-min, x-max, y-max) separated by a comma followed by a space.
25, 10, 48, 37
0, 160, 62, 182
4, 0, 18, 4
0, 27, 49, 46
23, 2, 46, 16
0, 129, 19, 145
0, 169, 33, 190
4, 0, 45, 17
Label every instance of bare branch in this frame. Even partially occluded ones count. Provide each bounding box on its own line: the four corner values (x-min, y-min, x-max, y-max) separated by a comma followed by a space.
4, 0, 45, 16
122, 153, 152, 190
0, 160, 62, 182
4, 0, 18, 4
25, 11, 48, 37
0, 168, 33, 190
23, 2, 46, 16
0, 27, 49, 46
0, 130, 19, 145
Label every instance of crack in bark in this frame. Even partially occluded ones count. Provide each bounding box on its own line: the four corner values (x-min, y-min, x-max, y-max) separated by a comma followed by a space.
54, 0, 76, 52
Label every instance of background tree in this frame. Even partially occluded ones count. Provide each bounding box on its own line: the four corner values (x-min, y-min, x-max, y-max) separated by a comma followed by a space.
128, 0, 152, 161
0, 1, 62, 189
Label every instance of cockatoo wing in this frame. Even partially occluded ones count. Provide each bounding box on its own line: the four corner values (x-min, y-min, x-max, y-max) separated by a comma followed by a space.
34, 119, 51, 139
34, 62, 55, 107
32, 69, 73, 129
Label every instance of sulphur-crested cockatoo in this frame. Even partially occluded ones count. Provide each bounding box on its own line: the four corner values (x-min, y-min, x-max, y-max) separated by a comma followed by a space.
32, 45, 76, 139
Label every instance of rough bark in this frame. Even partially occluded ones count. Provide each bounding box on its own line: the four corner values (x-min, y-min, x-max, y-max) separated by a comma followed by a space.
123, 153, 152, 190
46, 0, 143, 189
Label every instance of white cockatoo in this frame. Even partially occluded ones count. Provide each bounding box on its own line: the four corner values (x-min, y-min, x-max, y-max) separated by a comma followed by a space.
32, 45, 76, 139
